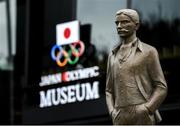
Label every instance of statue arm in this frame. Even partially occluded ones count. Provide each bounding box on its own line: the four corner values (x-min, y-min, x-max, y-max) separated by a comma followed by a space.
145, 47, 168, 114
105, 54, 115, 116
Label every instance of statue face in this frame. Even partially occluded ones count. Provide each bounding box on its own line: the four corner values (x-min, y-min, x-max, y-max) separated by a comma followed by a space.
115, 14, 137, 38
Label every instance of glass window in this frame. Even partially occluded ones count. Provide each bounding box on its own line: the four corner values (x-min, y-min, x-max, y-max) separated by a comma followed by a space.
0, 0, 16, 70
0, 1, 9, 70
77, 0, 127, 53
132, 0, 180, 105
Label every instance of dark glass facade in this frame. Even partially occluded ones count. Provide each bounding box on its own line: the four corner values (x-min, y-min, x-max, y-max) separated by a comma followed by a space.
0, 0, 180, 124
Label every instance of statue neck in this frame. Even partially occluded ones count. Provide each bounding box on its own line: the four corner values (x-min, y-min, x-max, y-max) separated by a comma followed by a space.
121, 33, 137, 45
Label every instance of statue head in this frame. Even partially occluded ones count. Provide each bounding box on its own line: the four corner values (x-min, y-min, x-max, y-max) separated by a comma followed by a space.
115, 9, 140, 38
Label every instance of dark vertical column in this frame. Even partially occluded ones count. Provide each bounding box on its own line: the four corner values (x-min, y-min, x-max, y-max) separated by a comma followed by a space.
14, 0, 27, 124
127, 0, 132, 8
15, 0, 45, 123
24, 0, 45, 87
6, 0, 12, 61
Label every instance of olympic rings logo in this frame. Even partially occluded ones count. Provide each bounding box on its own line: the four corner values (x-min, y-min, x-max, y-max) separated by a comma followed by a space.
51, 41, 85, 67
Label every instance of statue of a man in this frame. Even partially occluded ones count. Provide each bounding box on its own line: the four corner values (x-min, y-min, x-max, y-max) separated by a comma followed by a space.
105, 9, 167, 125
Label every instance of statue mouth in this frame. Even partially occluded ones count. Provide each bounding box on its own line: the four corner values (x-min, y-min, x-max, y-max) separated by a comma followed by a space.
118, 29, 128, 33
118, 30, 128, 34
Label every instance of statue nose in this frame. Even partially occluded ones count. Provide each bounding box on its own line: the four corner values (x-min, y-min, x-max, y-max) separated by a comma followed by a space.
117, 23, 122, 29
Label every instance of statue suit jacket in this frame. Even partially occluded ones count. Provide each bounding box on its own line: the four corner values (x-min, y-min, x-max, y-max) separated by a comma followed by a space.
106, 39, 167, 123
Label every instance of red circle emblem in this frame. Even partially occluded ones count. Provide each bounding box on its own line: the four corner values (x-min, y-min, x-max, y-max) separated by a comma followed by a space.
64, 28, 71, 39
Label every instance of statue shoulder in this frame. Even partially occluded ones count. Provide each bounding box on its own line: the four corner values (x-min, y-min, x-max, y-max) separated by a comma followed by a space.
140, 41, 158, 54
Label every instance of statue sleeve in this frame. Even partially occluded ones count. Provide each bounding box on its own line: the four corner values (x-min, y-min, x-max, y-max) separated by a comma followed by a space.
145, 47, 168, 114
105, 53, 115, 116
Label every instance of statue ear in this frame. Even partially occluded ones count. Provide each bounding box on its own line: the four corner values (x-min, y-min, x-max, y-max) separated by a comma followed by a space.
135, 23, 140, 30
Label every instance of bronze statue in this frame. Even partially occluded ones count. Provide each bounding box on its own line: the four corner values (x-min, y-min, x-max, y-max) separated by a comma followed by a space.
105, 9, 167, 125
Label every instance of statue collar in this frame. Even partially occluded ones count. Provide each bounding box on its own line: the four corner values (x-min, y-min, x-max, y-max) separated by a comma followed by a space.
112, 38, 143, 54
